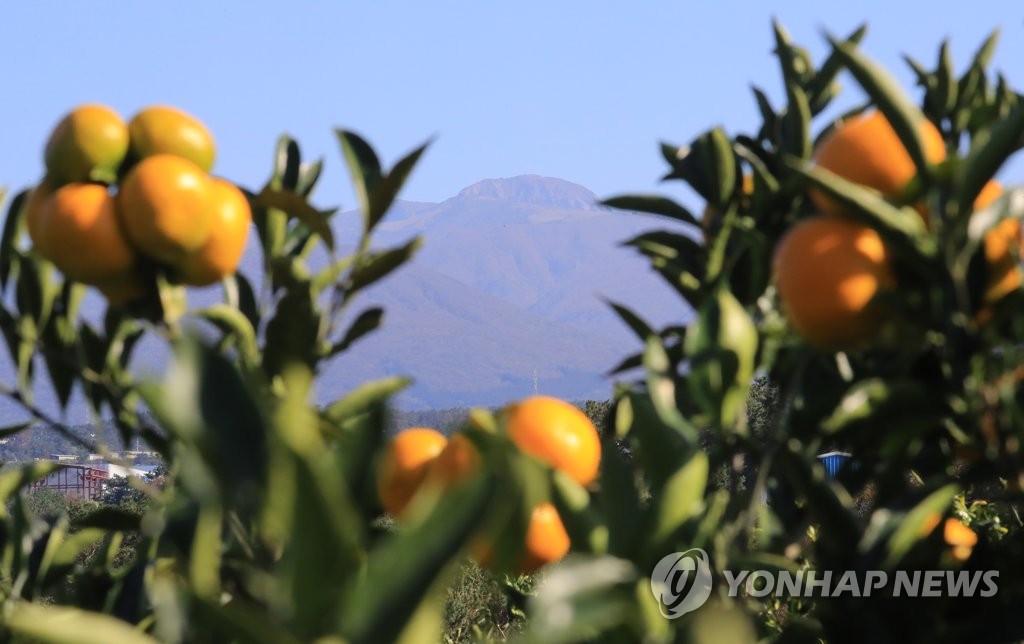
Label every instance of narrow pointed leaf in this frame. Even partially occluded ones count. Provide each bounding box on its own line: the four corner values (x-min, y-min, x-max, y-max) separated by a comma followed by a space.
348, 237, 422, 292
601, 195, 699, 226
367, 139, 431, 231
955, 102, 1024, 215
606, 300, 654, 341
331, 307, 384, 355
336, 129, 383, 232
5, 603, 159, 644
255, 187, 335, 250
339, 474, 493, 643
829, 36, 937, 183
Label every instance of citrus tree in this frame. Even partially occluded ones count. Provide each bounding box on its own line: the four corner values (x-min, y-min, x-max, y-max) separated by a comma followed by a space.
594, 22, 1024, 643
0, 21, 1021, 644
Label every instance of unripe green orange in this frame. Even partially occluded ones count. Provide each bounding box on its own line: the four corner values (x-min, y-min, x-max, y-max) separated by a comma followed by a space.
128, 105, 216, 173
44, 104, 129, 186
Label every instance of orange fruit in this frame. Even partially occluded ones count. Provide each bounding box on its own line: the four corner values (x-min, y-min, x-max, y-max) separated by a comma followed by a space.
38, 183, 137, 285
118, 154, 214, 264
44, 104, 129, 186
943, 518, 978, 562
23, 181, 54, 258
773, 216, 896, 350
176, 179, 252, 286
505, 396, 601, 486
810, 110, 946, 216
471, 502, 570, 574
972, 181, 1021, 305
428, 432, 481, 486
376, 428, 448, 517
519, 502, 571, 572
128, 106, 216, 173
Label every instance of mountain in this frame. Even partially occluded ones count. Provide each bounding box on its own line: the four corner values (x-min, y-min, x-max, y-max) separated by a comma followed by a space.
336, 175, 689, 341
316, 174, 690, 409
318, 261, 629, 410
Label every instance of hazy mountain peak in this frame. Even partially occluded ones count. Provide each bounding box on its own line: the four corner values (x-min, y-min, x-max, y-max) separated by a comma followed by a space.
452, 175, 599, 210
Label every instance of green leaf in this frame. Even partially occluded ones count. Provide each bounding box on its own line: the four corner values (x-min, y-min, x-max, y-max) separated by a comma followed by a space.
828, 36, 938, 183
550, 470, 608, 555
683, 289, 758, 428
255, 187, 335, 251
0, 187, 25, 290
155, 272, 188, 326
367, 139, 432, 232
5, 603, 159, 644
311, 255, 356, 293
751, 86, 778, 136
331, 307, 384, 355
621, 230, 705, 306
73, 506, 143, 531
226, 272, 260, 330
192, 596, 303, 644
195, 304, 260, 366
616, 392, 691, 497
664, 128, 737, 209
252, 197, 288, 271
600, 195, 699, 226
807, 24, 867, 108
785, 157, 935, 266
323, 377, 411, 423
781, 84, 812, 159
773, 22, 812, 158
935, 40, 958, 116
643, 336, 699, 445
599, 443, 645, 559
526, 556, 637, 643
16, 252, 46, 322
649, 450, 708, 548
262, 285, 321, 378
969, 29, 1000, 71
142, 339, 269, 516
267, 367, 365, 639
338, 473, 494, 644
348, 237, 422, 292
954, 101, 1024, 215
883, 484, 959, 567
279, 137, 302, 191
296, 159, 324, 197
0, 421, 31, 441
623, 230, 704, 268
336, 129, 384, 230
605, 300, 654, 342
821, 377, 942, 436
190, 501, 224, 599
38, 525, 107, 588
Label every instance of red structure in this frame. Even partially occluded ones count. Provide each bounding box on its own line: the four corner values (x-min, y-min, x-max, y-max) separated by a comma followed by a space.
29, 464, 110, 500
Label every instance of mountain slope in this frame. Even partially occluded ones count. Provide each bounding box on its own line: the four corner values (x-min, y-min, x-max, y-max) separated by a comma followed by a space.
319, 260, 630, 409
336, 175, 690, 341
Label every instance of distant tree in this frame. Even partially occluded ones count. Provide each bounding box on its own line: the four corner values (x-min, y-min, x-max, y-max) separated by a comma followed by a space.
24, 487, 68, 520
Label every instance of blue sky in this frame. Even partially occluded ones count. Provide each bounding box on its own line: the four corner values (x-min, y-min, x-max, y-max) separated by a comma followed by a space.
3, 2, 1023, 211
